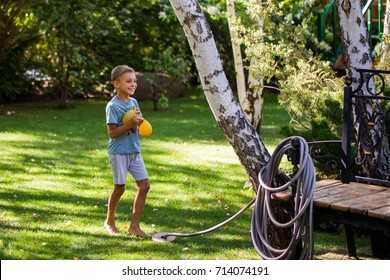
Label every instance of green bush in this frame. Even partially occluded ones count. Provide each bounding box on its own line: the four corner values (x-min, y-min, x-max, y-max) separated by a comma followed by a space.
236, 0, 345, 142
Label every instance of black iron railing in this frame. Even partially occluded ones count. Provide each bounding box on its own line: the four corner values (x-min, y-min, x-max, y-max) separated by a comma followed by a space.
342, 68, 390, 186
308, 140, 342, 175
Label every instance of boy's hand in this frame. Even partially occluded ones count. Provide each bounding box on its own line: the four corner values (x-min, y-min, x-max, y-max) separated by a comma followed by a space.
131, 114, 144, 126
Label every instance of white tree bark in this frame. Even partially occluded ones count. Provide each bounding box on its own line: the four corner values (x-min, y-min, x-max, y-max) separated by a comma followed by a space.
226, 0, 263, 133
385, 0, 390, 33
244, 68, 264, 132
337, 0, 373, 76
243, 0, 264, 133
169, 0, 270, 186
226, 0, 246, 102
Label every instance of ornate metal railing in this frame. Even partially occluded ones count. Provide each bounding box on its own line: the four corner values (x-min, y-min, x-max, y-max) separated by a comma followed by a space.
308, 140, 343, 175
342, 68, 390, 186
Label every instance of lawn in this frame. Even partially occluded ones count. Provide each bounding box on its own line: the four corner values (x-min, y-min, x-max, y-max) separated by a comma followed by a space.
0, 90, 372, 260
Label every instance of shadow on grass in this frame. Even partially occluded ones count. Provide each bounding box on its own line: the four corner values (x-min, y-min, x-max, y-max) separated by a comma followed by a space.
0, 196, 256, 260
0, 94, 291, 260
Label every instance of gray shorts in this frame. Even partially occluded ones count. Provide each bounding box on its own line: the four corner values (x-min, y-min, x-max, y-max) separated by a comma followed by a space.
108, 153, 148, 185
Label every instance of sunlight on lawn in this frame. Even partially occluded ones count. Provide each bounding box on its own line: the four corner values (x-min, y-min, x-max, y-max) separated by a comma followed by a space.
1, 95, 372, 260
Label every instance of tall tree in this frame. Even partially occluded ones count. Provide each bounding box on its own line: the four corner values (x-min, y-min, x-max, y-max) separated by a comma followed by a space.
241, 0, 264, 133
169, 0, 270, 188
32, 0, 102, 108
0, 0, 38, 102
169, 0, 298, 259
226, 0, 264, 133
226, 0, 246, 102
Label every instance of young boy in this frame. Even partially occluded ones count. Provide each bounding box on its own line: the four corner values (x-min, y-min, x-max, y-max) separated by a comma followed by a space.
104, 65, 150, 238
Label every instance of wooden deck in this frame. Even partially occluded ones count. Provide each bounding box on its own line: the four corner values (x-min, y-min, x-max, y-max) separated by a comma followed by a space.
273, 179, 390, 258
314, 179, 390, 220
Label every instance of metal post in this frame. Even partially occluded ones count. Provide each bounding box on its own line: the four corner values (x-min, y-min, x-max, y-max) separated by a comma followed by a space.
342, 78, 353, 183
345, 224, 357, 258
318, 10, 326, 59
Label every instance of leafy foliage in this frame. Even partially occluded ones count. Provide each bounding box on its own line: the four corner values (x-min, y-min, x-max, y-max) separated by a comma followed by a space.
236, 0, 344, 141
0, 0, 206, 106
0, 0, 39, 102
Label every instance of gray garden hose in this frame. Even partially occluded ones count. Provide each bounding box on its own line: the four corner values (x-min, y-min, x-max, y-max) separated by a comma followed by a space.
251, 136, 315, 259
152, 198, 256, 242
152, 136, 315, 260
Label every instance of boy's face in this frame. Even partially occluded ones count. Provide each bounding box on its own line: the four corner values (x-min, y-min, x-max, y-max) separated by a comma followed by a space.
114, 72, 137, 96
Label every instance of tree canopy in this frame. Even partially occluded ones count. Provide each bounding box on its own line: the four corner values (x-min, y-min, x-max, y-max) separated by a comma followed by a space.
0, 0, 233, 105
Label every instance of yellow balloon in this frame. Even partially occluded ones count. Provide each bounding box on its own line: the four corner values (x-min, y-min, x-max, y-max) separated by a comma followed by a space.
122, 108, 136, 124
139, 120, 152, 137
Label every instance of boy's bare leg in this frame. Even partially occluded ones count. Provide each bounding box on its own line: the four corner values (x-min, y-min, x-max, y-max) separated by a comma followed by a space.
128, 179, 150, 237
105, 184, 125, 235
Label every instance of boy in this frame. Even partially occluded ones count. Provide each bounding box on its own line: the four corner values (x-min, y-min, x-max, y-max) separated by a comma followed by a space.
104, 65, 150, 238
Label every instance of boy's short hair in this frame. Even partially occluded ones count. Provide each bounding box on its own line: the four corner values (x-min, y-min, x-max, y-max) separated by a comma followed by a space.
111, 65, 135, 82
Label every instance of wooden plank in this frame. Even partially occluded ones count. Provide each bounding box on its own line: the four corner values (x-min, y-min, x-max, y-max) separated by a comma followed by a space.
314, 183, 350, 202
333, 190, 390, 215
314, 184, 346, 195
315, 184, 384, 211
349, 191, 390, 215
272, 179, 344, 203
272, 189, 292, 202
273, 179, 390, 222
368, 205, 390, 221
315, 179, 344, 190
346, 181, 390, 191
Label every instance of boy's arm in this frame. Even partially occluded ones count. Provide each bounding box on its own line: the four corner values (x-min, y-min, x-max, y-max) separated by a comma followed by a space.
107, 114, 144, 139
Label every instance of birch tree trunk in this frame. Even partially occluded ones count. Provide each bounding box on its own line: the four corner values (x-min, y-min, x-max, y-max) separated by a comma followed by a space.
171, 0, 317, 259
226, 0, 264, 133
336, 0, 390, 178
169, 0, 270, 188
337, 0, 373, 78
244, 67, 264, 132
385, 0, 390, 33
170, 0, 296, 258
243, 0, 265, 133
226, 0, 246, 103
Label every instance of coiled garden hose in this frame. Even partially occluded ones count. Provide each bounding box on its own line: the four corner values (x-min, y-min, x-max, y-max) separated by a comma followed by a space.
152, 137, 315, 260
251, 136, 315, 260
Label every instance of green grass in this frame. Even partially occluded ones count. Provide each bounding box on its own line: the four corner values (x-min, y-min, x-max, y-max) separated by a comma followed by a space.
0, 90, 372, 260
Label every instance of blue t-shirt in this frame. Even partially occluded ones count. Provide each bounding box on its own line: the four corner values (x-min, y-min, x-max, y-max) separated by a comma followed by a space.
106, 96, 141, 154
